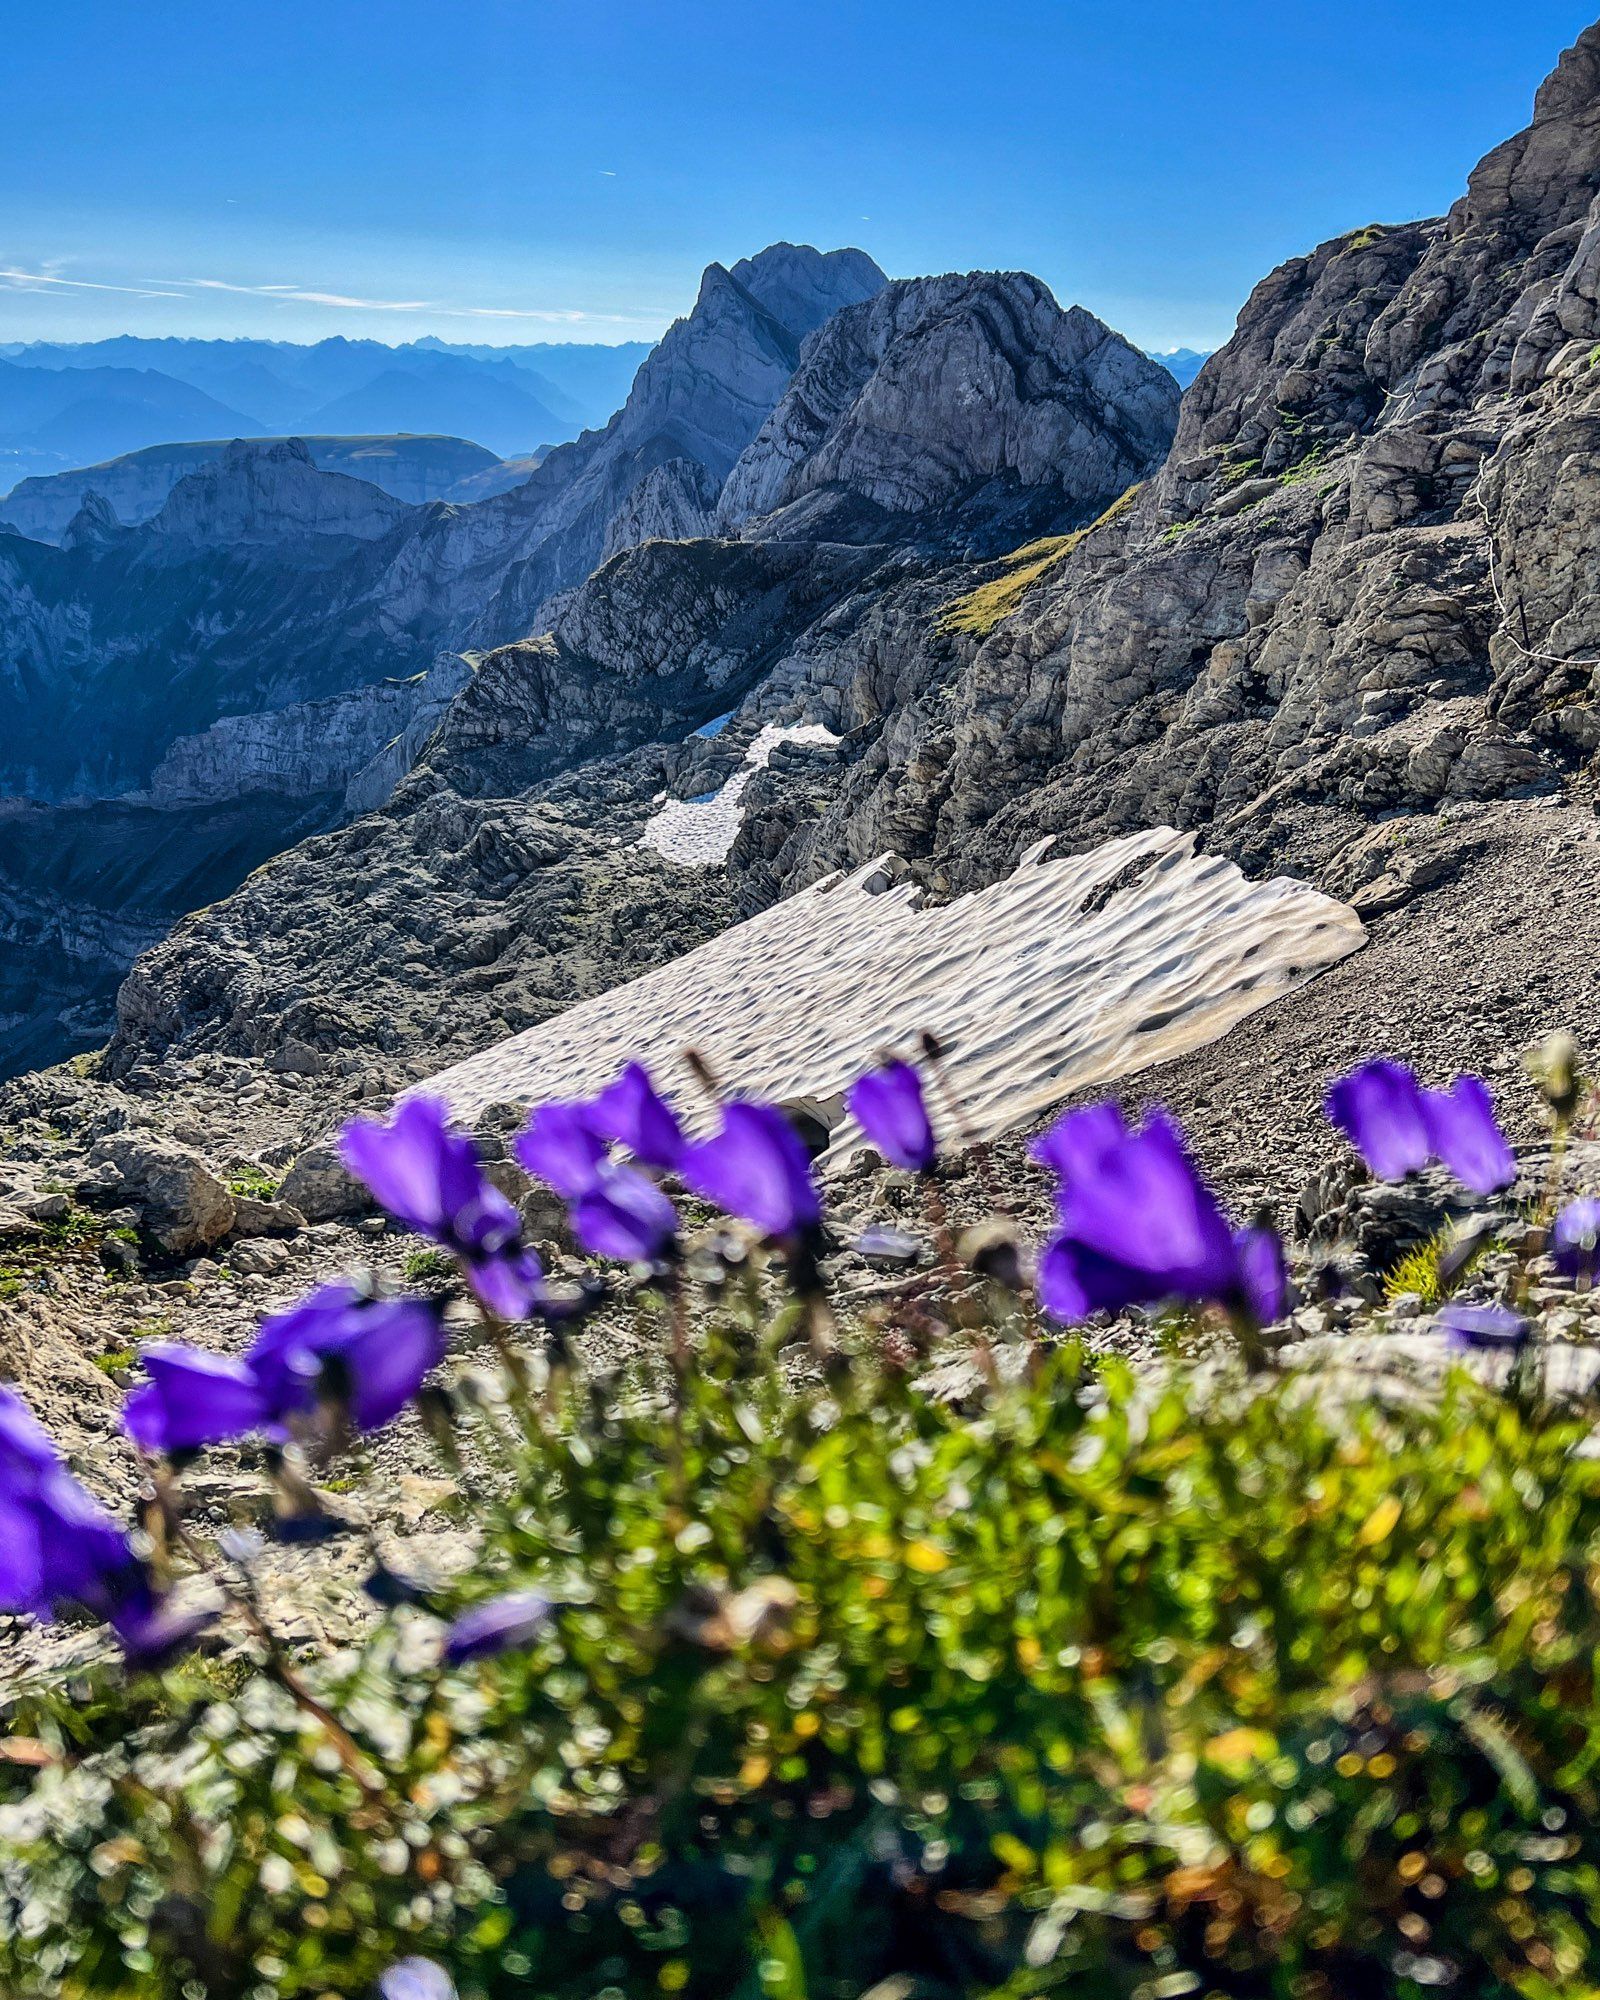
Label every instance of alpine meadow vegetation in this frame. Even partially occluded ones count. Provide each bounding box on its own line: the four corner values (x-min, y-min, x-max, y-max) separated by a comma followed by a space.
5, 1042, 1600, 1997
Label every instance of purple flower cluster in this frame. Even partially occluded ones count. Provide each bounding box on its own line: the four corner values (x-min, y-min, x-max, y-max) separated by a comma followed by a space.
0, 1387, 203, 1661
515, 1060, 834, 1251
341, 1098, 544, 1318
15, 1038, 1556, 1676
125, 1284, 445, 1455
1030, 1104, 1286, 1327
1325, 1060, 1515, 1196
516, 1063, 684, 1263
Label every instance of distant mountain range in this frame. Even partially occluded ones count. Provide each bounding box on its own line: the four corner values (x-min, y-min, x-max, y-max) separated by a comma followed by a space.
0, 337, 652, 486
0, 331, 1210, 497
1150, 347, 1211, 387
0, 243, 1186, 1075
0, 434, 516, 542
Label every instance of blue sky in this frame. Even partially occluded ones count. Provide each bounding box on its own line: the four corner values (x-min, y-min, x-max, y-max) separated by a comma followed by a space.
3, 1, 1595, 353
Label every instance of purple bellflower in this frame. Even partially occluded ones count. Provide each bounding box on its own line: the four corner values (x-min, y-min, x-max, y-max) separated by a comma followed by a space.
1553, 1197, 1600, 1283
1325, 1061, 1433, 1182
247, 1285, 446, 1432
586, 1062, 686, 1172
340, 1096, 543, 1319
1438, 1300, 1530, 1349
1234, 1222, 1290, 1327
1326, 1060, 1515, 1196
442, 1588, 553, 1665
1032, 1105, 1287, 1327
847, 1060, 937, 1173
571, 1166, 678, 1265
0, 1385, 208, 1658
1029, 1101, 1129, 1193
124, 1345, 271, 1455
514, 1100, 610, 1198
123, 1285, 446, 1455
380, 1961, 458, 2000
679, 1101, 822, 1240
1421, 1077, 1518, 1197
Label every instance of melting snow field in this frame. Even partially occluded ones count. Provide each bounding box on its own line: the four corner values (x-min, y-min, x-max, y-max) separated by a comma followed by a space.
426, 828, 1365, 1157
640, 723, 842, 866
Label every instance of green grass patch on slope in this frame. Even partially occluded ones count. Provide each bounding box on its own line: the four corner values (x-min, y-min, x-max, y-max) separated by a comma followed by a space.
937, 481, 1144, 637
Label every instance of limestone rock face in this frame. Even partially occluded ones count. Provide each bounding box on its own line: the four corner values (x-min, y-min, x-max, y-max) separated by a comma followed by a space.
59, 490, 124, 552
146, 654, 472, 807
600, 458, 721, 561
717, 274, 1179, 539
151, 438, 413, 545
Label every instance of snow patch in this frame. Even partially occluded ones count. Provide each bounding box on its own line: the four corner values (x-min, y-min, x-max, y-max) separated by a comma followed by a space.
640, 722, 841, 867
427, 827, 1366, 1160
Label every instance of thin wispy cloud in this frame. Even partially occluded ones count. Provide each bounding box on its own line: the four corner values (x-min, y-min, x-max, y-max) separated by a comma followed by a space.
0, 262, 657, 332
179, 276, 630, 322
0, 265, 184, 300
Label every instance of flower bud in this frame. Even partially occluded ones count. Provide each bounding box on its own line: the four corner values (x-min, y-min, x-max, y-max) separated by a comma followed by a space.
1524, 1030, 1583, 1120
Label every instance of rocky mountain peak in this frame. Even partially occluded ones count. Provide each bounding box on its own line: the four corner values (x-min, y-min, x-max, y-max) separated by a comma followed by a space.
606, 244, 888, 480
727, 243, 890, 344
151, 436, 414, 546
60, 489, 123, 552
716, 269, 1180, 540
1459, 18, 1600, 238
1166, 15, 1600, 520
1532, 19, 1600, 126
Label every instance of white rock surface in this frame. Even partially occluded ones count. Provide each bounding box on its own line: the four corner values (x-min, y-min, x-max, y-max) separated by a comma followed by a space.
640, 723, 842, 865
425, 827, 1364, 1155
716, 272, 1179, 535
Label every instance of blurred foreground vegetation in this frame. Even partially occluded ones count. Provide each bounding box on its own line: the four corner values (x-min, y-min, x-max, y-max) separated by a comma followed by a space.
5, 1311, 1600, 2000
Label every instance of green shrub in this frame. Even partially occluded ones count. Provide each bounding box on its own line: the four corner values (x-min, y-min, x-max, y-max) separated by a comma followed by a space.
1382, 1220, 1497, 1307
403, 1246, 460, 1285
7, 1322, 1600, 1998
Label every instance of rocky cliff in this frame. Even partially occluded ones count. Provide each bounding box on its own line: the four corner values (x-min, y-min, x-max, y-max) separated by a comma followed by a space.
145, 655, 473, 808
106, 277, 1180, 1074
740, 22, 1600, 909
718, 273, 1178, 542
